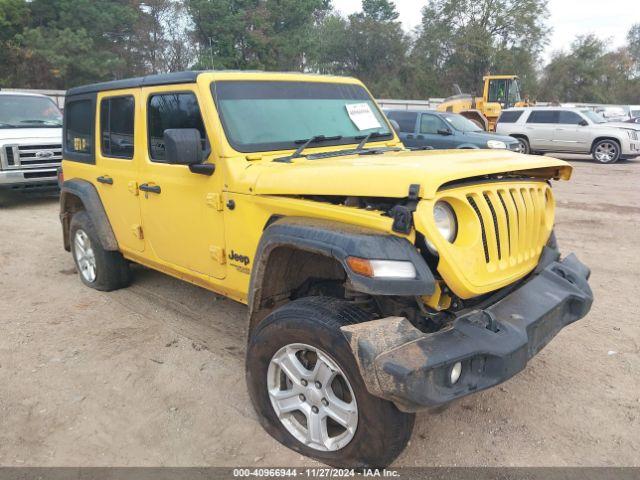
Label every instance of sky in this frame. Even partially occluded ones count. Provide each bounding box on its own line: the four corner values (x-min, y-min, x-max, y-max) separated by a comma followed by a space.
334, 0, 640, 63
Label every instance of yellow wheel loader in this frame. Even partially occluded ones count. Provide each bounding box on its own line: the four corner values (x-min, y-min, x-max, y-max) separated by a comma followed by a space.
437, 75, 530, 131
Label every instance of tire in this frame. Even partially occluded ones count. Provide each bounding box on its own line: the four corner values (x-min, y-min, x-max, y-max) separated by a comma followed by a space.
69, 210, 131, 291
592, 139, 621, 164
513, 136, 530, 154
246, 297, 415, 468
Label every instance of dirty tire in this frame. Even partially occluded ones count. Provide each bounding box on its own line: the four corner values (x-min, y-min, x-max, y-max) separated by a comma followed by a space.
69, 210, 131, 291
246, 297, 415, 468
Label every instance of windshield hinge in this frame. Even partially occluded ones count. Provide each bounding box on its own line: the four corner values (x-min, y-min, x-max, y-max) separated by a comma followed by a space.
390, 184, 421, 234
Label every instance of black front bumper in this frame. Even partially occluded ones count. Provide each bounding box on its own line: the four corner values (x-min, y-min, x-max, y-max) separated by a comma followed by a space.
341, 253, 593, 413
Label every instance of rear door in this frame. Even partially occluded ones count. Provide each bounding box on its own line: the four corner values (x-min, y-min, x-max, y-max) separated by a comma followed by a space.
94, 91, 144, 253
524, 110, 558, 151
386, 111, 419, 147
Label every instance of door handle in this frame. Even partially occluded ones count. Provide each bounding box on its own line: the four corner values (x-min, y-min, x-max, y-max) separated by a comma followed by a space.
97, 175, 113, 185
416, 134, 425, 139
139, 183, 161, 194
406, 134, 414, 139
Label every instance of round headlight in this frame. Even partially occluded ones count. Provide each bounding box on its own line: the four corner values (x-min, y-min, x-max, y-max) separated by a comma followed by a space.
433, 201, 457, 242
487, 140, 507, 149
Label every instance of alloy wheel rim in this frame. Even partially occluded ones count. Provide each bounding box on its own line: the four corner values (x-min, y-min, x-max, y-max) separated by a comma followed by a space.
74, 229, 97, 283
267, 343, 358, 452
595, 142, 617, 163
515, 140, 527, 153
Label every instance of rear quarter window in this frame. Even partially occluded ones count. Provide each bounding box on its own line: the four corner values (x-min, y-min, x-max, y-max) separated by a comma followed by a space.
498, 111, 524, 123
63, 96, 96, 163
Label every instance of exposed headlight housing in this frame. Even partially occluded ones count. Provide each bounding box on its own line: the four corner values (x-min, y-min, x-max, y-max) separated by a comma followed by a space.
433, 201, 458, 242
487, 140, 507, 149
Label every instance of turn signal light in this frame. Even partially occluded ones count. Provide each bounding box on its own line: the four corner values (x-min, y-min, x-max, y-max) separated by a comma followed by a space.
346, 257, 417, 279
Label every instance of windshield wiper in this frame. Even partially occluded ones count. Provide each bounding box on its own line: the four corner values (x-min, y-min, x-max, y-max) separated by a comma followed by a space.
354, 131, 389, 150
274, 135, 343, 163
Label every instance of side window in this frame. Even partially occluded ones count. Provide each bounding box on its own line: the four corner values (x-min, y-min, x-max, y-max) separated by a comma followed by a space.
148, 92, 206, 162
101, 96, 135, 159
498, 111, 524, 124
386, 111, 417, 133
420, 114, 445, 134
488, 80, 508, 104
558, 111, 584, 125
65, 99, 94, 155
527, 111, 558, 124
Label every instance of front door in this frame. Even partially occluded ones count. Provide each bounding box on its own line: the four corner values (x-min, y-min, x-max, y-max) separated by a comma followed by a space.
95, 91, 144, 253
419, 113, 458, 149
137, 86, 226, 279
553, 111, 590, 152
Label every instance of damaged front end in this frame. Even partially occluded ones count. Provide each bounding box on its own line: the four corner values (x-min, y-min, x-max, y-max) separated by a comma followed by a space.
341, 252, 593, 413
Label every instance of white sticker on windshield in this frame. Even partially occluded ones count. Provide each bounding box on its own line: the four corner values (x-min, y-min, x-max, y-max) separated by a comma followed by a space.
346, 103, 382, 131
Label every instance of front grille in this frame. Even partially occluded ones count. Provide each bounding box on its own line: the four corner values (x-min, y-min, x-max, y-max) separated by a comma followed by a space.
1, 144, 62, 169
467, 184, 549, 267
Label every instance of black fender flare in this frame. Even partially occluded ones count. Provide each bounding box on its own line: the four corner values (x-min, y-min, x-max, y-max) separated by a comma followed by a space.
248, 217, 436, 320
59, 179, 118, 251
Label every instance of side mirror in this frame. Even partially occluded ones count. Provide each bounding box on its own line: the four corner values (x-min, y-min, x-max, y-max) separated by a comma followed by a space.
578, 120, 589, 126
437, 128, 453, 136
163, 128, 214, 175
163, 128, 203, 165
388, 119, 401, 133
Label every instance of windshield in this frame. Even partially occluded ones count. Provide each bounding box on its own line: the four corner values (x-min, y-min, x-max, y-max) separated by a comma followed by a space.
507, 79, 522, 106
581, 110, 607, 124
211, 81, 393, 153
442, 114, 483, 132
0, 95, 62, 128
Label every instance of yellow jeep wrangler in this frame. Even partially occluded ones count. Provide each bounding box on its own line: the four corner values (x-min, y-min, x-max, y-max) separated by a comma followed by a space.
59, 71, 593, 467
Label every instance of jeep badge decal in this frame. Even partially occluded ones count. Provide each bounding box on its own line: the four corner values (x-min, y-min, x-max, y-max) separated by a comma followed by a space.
228, 250, 250, 266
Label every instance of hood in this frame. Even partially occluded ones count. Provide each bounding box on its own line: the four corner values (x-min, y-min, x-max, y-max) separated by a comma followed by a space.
464, 130, 520, 144
605, 122, 640, 132
252, 149, 571, 200
0, 128, 62, 143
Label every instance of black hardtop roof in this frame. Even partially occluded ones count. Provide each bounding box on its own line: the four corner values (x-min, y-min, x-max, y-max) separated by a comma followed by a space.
65, 70, 353, 97
66, 71, 202, 96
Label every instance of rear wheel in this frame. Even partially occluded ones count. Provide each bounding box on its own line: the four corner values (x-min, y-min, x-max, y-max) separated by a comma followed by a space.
246, 297, 415, 468
513, 136, 530, 154
592, 139, 621, 163
70, 211, 131, 291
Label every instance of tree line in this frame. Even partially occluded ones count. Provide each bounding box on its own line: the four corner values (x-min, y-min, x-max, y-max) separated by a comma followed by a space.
1, 0, 639, 104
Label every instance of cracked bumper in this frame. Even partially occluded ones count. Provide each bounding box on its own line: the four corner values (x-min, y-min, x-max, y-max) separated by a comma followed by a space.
341, 253, 593, 413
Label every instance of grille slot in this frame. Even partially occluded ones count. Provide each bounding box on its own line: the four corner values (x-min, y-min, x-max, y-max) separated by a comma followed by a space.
467, 196, 490, 263
467, 184, 548, 266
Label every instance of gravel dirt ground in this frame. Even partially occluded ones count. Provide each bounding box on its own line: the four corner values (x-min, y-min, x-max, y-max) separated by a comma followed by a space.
0, 155, 638, 467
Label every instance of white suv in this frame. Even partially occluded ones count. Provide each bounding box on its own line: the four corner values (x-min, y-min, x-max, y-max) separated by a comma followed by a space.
496, 107, 640, 164
0, 92, 63, 191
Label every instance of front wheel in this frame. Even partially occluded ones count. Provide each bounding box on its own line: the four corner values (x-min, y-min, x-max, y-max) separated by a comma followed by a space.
246, 297, 415, 468
592, 139, 621, 163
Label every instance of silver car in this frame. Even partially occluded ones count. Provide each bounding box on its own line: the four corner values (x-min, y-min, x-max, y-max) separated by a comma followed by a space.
496, 107, 640, 164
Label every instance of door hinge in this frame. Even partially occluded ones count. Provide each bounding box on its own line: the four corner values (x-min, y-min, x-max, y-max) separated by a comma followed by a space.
206, 193, 224, 211
128, 181, 139, 196
209, 246, 226, 264
132, 224, 144, 240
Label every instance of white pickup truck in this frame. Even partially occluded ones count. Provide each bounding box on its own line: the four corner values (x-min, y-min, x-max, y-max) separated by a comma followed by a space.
0, 91, 63, 191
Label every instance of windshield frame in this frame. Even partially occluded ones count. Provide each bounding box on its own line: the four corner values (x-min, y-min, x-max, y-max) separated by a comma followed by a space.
0, 94, 63, 129
210, 80, 394, 154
